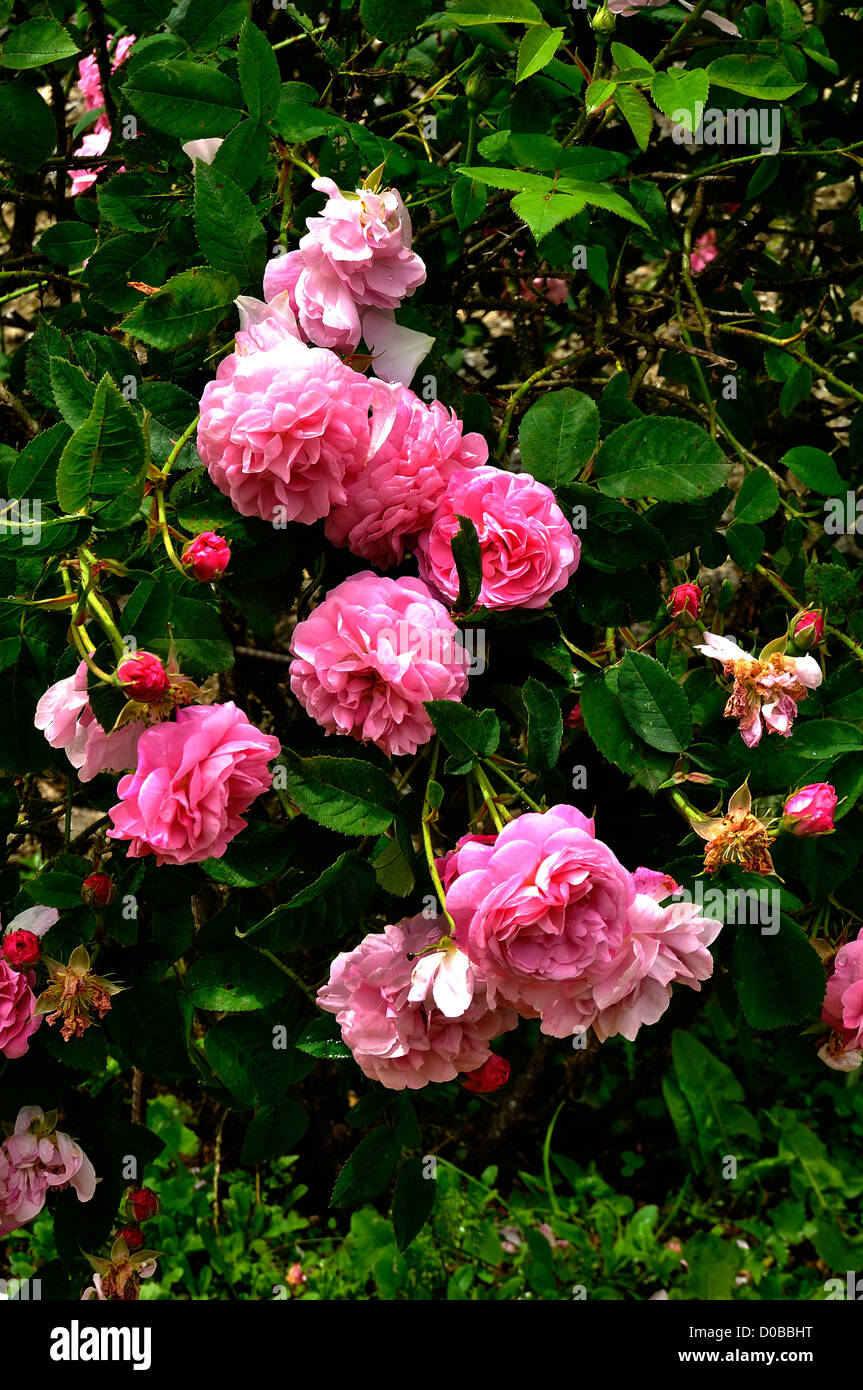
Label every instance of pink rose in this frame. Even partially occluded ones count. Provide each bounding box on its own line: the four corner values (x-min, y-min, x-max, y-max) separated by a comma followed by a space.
667, 582, 701, 619
695, 633, 822, 749
289, 572, 469, 758
3, 931, 41, 968
118, 651, 170, 702
691, 229, 718, 274
444, 805, 635, 1034
316, 916, 518, 1090
0, 958, 40, 1059
34, 661, 146, 782
263, 178, 426, 353
591, 892, 721, 1043
0, 1107, 96, 1235
417, 465, 581, 611
69, 127, 113, 197
182, 531, 231, 582
822, 932, 863, 1051
324, 389, 488, 569
107, 702, 281, 866
77, 34, 135, 117
781, 783, 837, 837
196, 334, 376, 525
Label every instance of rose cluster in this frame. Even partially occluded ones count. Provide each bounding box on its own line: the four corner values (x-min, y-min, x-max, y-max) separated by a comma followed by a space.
318, 804, 721, 1089
195, 177, 581, 760
0, 1107, 95, 1236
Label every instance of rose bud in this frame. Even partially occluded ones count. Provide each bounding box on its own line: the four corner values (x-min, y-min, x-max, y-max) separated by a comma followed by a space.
564, 701, 584, 731
117, 1224, 144, 1251
791, 609, 824, 650
81, 872, 116, 907
128, 1186, 160, 1222
286, 1263, 307, 1288
781, 783, 837, 837
2, 929, 41, 968
117, 651, 170, 702
461, 1054, 511, 1094
182, 532, 231, 582
667, 583, 701, 620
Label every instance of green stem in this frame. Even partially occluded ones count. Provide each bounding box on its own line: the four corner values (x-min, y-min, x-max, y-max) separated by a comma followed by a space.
257, 949, 317, 1005
78, 551, 126, 660
656, 0, 714, 65
496, 353, 583, 459
155, 488, 190, 578
483, 758, 543, 814
473, 763, 507, 833
161, 415, 200, 476
422, 741, 456, 933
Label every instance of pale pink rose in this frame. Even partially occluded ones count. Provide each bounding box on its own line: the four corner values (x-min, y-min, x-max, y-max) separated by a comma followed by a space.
292, 260, 364, 353
182, 138, 224, 165
521, 276, 569, 305
631, 867, 679, 901
0, 958, 40, 1059
34, 661, 146, 783
0, 1107, 96, 1235
324, 389, 488, 569
591, 892, 721, 1043
77, 34, 135, 115
444, 805, 635, 1034
609, 0, 738, 34
234, 292, 301, 354
417, 465, 581, 611
0, 1145, 23, 1234
316, 915, 518, 1090
408, 942, 477, 1018
262, 249, 302, 312
196, 334, 375, 525
822, 932, 863, 1052
781, 783, 837, 837
362, 308, 435, 387
107, 702, 281, 866
2, 905, 59, 940
289, 572, 469, 758
691, 229, 718, 274
696, 633, 822, 748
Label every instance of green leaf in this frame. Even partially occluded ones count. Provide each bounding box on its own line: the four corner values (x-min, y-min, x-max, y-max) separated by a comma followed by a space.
38, 222, 97, 266
452, 176, 488, 231
179, 0, 248, 50
518, 389, 599, 488
204, 1014, 312, 1106
614, 83, 654, 154
424, 702, 499, 774
276, 751, 397, 836
0, 18, 79, 69
785, 719, 863, 759
781, 445, 845, 495
295, 1016, 352, 1060
201, 822, 293, 887
457, 166, 557, 194
25, 319, 70, 411
123, 62, 244, 139
562, 484, 668, 572
150, 595, 234, 676
121, 268, 240, 349
618, 650, 693, 754
594, 416, 729, 502
671, 1031, 760, 1169
611, 42, 655, 76
732, 919, 826, 1030
392, 1157, 436, 1251
237, 20, 281, 124
360, 0, 436, 42
56, 375, 148, 529
442, 0, 543, 25
516, 25, 564, 83
523, 677, 562, 772
242, 1102, 308, 1163
707, 54, 805, 101
186, 948, 287, 1012
49, 359, 97, 431
211, 119, 272, 193
580, 673, 674, 794
650, 69, 709, 130
331, 1128, 403, 1208
0, 81, 56, 170
194, 162, 266, 285
452, 514, 483, 614
734, 469, 780, 524
243, 851, 376, 950
276, 98, 344, 142
683, 1233, 740, 1300
510, 190, 588, 242
725, 519, 764, 571
585, 78, 617, 112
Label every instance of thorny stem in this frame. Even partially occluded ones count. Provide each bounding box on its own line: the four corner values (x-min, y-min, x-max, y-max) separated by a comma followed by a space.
422, 741, 456, 932
473, 763, 508, 833
77, 551, 126, 661
155, 488, 189, 578
161, 415, 200, 476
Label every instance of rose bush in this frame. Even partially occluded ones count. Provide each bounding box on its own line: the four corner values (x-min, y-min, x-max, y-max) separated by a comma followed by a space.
0, 0, 861, 1306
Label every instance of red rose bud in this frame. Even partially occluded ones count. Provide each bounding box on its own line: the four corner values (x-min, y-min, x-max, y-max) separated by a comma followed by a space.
287, 1263, 307, 1288
128, 1187, 160, 1222
2, 929, 41, 968
781, 783, 837, 837
117, 651, 170, 702
668, 583, 701, 620
791, 609, 824, 649
461, 1054, 511, 1093
182, 532, 230, 582
118, 1224, 144, 1251
81, 872, 116, 907
564, 701, 584, 731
